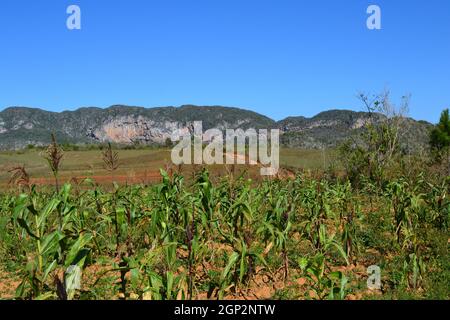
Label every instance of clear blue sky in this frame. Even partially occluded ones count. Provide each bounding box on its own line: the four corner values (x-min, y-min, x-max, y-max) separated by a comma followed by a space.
0, 0, 449, 123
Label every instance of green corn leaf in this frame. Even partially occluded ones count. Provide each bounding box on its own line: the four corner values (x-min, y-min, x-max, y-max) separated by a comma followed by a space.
166, 271, 174, 300
37, 198, 61, 229
43, 259, 57, 282
40, 231, 65, 256
329, 241, 349, 265
65, 233, 92, 267
221, 252, 239, 281
340, 274, 348, 300
61, 183, 72, 201
130, 268, 140, 288
17, 218, 39, 239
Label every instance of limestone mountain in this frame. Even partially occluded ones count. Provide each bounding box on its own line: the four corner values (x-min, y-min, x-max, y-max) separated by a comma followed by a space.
278, 109, 433, 152
0, 105, 433, 151
0, 105, 275, 149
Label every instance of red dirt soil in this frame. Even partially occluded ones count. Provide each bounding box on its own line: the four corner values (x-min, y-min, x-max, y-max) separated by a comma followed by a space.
30, 171, 163, 186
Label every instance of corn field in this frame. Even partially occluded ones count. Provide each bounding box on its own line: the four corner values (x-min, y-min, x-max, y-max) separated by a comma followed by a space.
0, 168, 448, 300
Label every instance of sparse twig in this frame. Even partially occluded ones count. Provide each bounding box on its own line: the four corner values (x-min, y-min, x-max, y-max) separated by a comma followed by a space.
8, 165, 31, 191
102, 142, 119, 183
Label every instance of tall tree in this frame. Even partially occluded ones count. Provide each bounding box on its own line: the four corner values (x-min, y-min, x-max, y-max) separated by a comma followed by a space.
430, 108, 450, 172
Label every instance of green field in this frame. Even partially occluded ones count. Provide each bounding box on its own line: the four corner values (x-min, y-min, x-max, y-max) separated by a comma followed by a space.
0, 148, 337, 189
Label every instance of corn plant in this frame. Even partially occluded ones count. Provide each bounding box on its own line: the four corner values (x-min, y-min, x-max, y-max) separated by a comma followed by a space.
298, 179, 332, 250
385, 179, 415, 244
218, 238, 266, 299
143, 241, 188, 300
43, 133, 64, 193
257, 180, 295, 280
0, 159, 448, 301
298, 254, 348, 300
423, 179, 449, 230
13, 188, 92, 299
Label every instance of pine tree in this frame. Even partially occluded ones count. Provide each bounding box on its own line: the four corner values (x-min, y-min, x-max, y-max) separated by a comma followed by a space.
430, 109, 450, 172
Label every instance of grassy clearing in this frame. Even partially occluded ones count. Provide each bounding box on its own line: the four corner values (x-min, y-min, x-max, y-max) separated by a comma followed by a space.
0, 148, 336, 189
0, 149, 170, 188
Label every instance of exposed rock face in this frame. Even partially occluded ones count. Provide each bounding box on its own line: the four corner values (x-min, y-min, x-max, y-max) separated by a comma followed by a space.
0, 105, 433, 150
92, 116, 179, 144
0, 118, 6, 134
